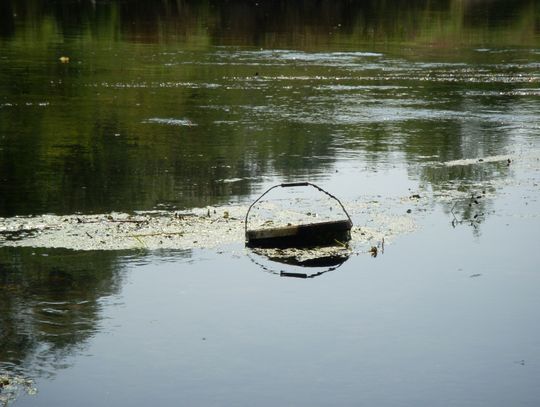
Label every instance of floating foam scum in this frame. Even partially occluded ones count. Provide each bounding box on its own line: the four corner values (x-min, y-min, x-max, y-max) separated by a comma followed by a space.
438, 154, 512, 167
246, 218, 414, 265
429, 149, 540, 202
1, 149, 538, 253
0, 373, 37, 406
250, 245, 353, 264
0, 207, 244, 251
0, 200, 415, 253
143, 117, 197, 126
430, 149, 540, 170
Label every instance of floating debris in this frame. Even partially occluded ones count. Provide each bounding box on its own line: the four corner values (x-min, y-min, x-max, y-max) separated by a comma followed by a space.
0, 209, 243, 251
0, 199, 414, 253
0, 373, 37, 406
435, 153, 519, 167
245, 182, 352, 249
143, 117, 196, 127
10, 148, 538, 253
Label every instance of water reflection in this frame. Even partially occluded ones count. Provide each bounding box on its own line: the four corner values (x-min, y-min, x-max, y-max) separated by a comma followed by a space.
0, 248, 128, 377
419, 154, 515, 235
0, 245, 197, 381
0, 2, 539, 405
2, 0, 537, 47
248, 248, 350, 279
0, 1, 539, 217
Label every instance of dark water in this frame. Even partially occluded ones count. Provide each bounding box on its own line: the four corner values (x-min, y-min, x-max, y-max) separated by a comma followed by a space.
1, 1, 540, 406
1, 0, 539, 216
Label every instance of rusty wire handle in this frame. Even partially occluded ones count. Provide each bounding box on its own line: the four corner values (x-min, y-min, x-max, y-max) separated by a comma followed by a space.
280, 182, 309, 188
244, 182, 353, 235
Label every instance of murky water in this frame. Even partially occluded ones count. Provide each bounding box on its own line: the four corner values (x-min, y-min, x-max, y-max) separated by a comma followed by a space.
1, 1, 540, 406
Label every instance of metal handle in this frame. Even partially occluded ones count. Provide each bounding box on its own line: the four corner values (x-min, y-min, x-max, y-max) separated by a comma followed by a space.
280, 182, 309, 188
244, 182, 352, 236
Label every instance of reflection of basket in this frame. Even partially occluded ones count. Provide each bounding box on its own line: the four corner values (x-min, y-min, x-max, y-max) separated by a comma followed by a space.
245, 182, 353, 248
248, 248, 350, 279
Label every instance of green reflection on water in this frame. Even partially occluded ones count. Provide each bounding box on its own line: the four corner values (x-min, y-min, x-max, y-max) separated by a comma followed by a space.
0, 246, 192, 378
0, 2, 539, 401
0, 247, 125, 376
0, 1, 537, 267
0, 0, 538, 218
2, 0, 538, 47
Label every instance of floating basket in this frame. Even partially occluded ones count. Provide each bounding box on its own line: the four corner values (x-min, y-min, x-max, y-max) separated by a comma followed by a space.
245, 182, 353, 248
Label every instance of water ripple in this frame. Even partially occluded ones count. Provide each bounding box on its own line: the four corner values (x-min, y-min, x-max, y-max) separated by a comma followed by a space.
143, 118, 197, 127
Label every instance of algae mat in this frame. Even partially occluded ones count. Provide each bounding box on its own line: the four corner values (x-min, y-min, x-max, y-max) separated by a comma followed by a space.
1, 151, 538, 254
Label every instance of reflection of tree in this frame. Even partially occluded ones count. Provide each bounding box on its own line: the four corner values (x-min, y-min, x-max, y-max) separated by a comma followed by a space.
399, 94, 516, 232
2, 0, 537, 45
449, 192, 488, 232
419, 160, 512, 235
0, 248, 126, 377
0, 0, 537, 217
0, 1, 14, 38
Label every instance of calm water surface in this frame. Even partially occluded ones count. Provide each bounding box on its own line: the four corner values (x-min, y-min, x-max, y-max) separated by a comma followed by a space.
1, 1, 540, 406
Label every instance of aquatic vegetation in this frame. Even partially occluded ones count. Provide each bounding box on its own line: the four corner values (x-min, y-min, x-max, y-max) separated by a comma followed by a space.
0, 373, 37, 406
0, 203, 386, 252
1, 149, 538, 253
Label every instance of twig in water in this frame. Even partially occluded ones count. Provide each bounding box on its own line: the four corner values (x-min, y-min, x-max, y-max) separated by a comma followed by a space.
108, 219, 148, 224
128, 231, 184, 238
132, 235, 147, 248
450, 196, 484, 228
334, 239, 348, 248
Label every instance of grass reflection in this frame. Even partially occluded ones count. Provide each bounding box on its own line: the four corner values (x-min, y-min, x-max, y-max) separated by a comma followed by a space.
1, 0, 538, 47
0, 0, 538, 218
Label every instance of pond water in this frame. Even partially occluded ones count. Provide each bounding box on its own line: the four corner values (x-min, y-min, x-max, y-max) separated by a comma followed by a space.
1, 1, 540, 406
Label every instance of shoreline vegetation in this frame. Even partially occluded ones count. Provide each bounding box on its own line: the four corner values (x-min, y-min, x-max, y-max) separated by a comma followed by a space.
1, 0, 538, 48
